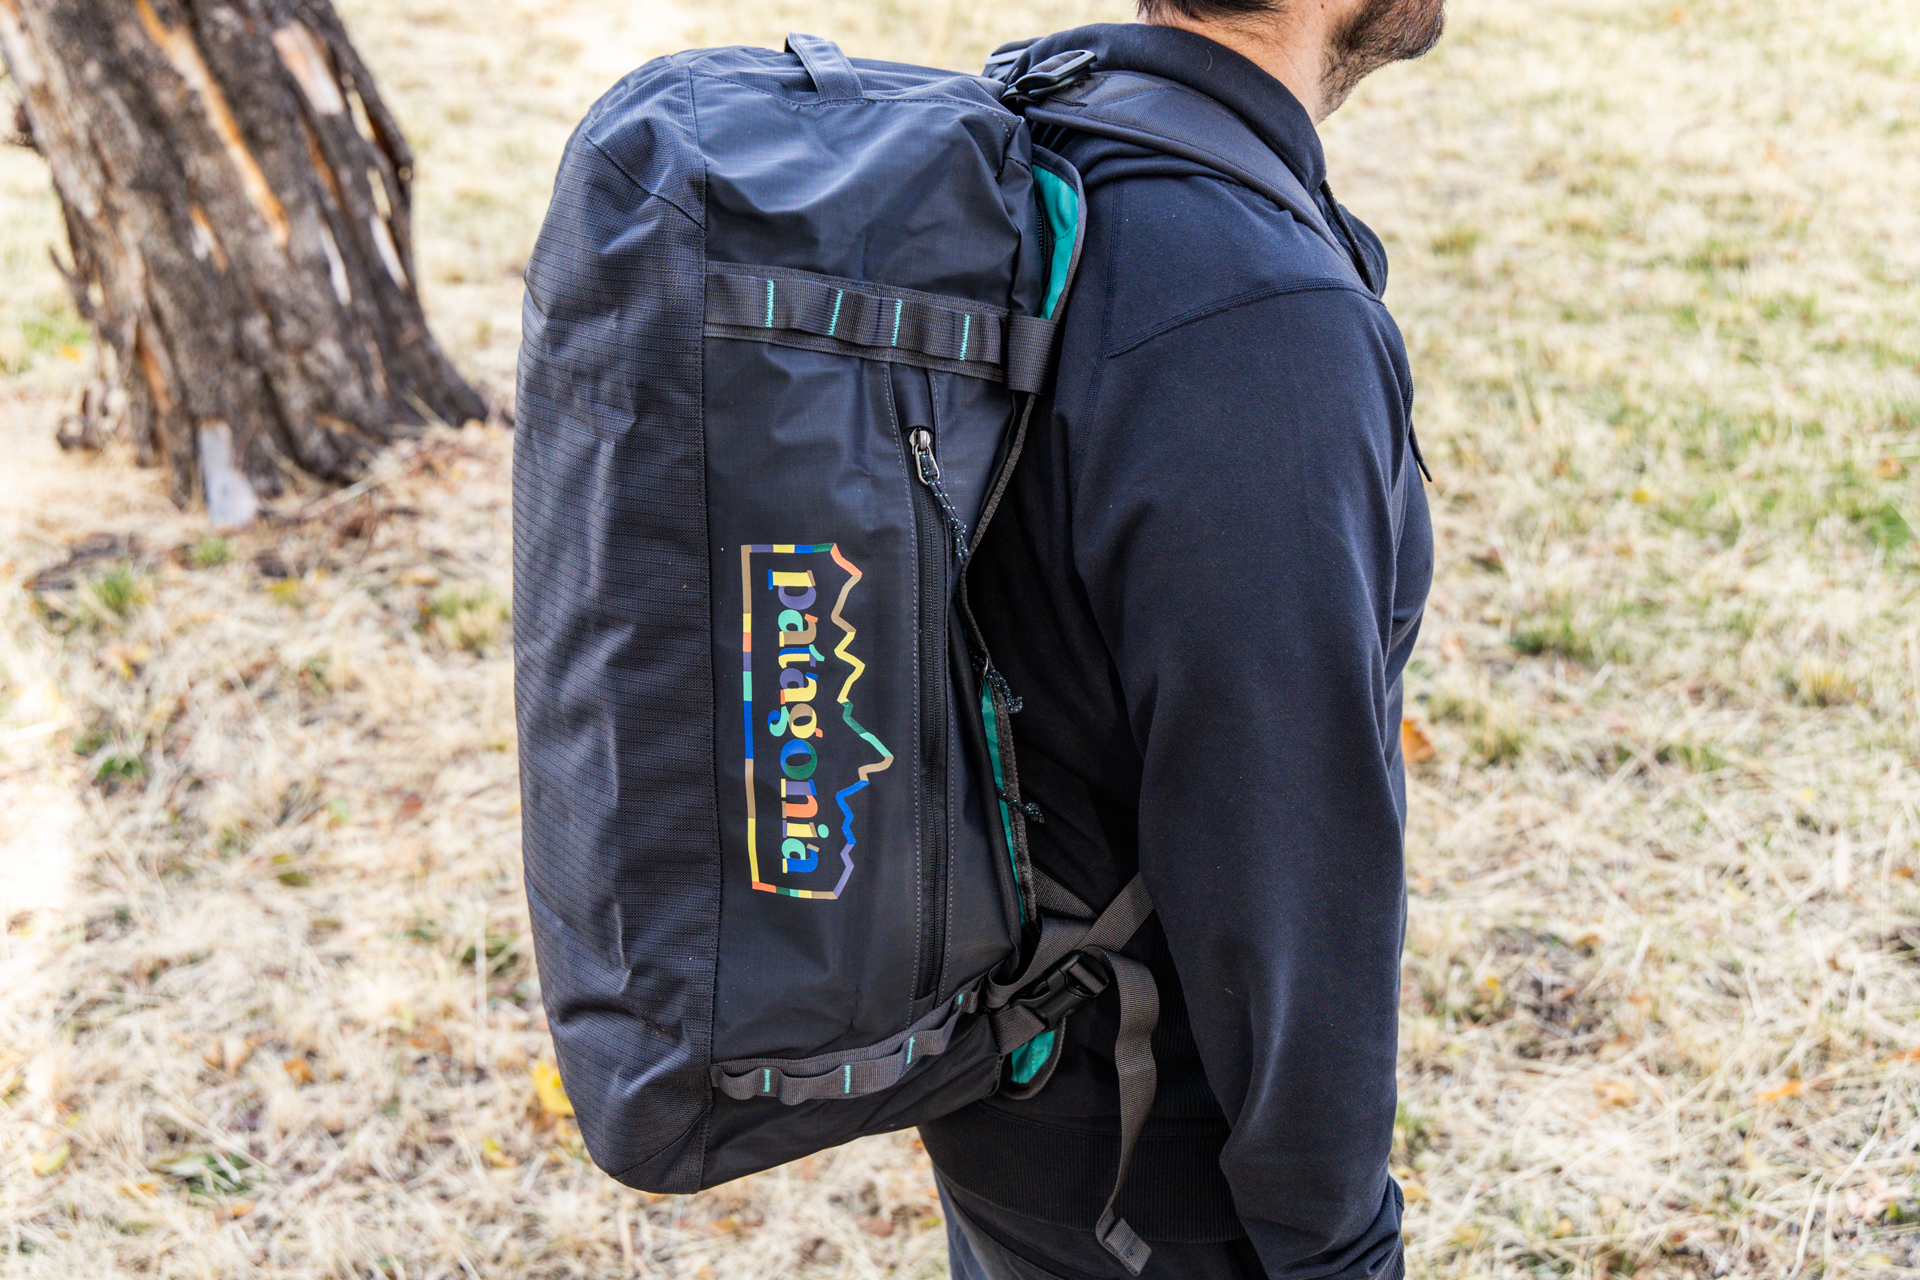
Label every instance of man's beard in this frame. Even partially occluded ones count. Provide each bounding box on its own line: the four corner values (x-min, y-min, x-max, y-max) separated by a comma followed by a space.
1321, 0, 1446, 114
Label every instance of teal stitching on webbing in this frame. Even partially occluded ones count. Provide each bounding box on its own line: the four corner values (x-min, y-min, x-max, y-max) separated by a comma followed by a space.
843, 1064, 852, 1094
762, 1068, 770, 1093
830, 289, 844, 336
764, 280, 774, 327
906, 1036, 915, 1066
891, 298, 902, 346
961, 314, 971, 359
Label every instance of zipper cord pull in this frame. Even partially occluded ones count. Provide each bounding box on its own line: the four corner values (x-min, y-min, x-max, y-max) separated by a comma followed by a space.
908, 428, 972, 566
985, 666, 1024, 715
996, 785, 1044, 824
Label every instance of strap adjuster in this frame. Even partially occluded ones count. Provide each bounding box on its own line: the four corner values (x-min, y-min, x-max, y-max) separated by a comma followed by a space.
1002, 50, 1096, 108
1009, 949, 1109, 1029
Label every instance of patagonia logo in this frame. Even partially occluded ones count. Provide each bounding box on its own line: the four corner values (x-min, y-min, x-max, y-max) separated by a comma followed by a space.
739, 543, 893, 900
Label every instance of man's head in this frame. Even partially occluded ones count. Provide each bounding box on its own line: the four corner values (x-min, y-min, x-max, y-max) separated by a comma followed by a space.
1140, 0, 1446, 120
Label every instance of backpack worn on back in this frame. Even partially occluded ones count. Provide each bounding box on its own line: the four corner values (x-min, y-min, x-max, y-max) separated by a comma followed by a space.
514, 34, 1352, 1272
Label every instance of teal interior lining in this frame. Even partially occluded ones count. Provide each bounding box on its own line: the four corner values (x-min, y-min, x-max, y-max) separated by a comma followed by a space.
981, 689, 1023, 924
985, 689, 1056, 1084
1009, 1029, 1055, 1085
1033, 166, 1079, 321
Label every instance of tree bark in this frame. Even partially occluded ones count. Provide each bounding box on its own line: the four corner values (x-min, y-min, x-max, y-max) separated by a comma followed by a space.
0, 0, 485, 525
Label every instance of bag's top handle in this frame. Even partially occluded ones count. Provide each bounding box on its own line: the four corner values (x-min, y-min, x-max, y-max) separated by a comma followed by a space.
785, 33, 862, 100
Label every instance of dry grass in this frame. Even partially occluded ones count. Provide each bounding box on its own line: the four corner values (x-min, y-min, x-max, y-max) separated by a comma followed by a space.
3, 0, 1919, 1275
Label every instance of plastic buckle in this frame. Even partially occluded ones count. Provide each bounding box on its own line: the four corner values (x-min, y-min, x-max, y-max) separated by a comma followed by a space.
1009, 950, 1109, 1029
1002, 50, 1097, 108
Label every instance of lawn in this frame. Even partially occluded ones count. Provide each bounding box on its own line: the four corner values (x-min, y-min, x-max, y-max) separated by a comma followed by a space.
2, 0, 1917, 1276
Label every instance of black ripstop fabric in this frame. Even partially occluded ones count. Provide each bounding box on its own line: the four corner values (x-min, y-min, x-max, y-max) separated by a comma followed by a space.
514, 36, 1071, 1194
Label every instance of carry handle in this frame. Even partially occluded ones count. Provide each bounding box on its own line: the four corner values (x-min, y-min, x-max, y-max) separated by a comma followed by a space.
785, 33, 862, 100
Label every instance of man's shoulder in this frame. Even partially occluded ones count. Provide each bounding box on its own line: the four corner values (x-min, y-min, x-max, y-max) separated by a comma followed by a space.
1078, 168, 1386, 355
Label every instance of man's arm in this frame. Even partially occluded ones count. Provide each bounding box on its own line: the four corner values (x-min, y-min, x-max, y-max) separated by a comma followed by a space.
1073, 283, 1419, 1277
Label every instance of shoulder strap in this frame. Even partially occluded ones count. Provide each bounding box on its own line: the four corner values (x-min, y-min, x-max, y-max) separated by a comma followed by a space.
1022, 70, 1348, 261
985, 873, 1161, 1274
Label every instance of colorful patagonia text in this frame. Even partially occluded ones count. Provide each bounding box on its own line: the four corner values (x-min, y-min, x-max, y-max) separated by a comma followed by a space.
740, 543, 892, 900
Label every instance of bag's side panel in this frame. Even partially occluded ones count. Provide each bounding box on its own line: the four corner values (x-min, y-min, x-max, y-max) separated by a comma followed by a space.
704, 343, 923, 1056
514, 60, 715, 1192
695, 65, 1032, 1072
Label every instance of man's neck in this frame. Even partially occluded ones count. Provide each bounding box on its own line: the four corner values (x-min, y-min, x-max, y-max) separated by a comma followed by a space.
1138, 9, 1334, 123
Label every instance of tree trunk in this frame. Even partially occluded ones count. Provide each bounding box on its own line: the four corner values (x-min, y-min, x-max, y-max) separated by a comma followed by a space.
0, 0, 485, 526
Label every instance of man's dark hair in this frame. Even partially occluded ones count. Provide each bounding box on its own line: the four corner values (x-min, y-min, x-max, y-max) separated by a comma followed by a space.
1137, 0, 1282, 22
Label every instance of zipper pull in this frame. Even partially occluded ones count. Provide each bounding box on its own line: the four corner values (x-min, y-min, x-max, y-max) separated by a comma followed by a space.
909, 428, 942, 486
907, 427, 971, 566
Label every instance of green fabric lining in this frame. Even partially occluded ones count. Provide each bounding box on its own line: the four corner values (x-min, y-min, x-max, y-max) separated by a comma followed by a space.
980, 689, 1023, 924
1009, 1030, 1055, 1085
1033, 166, 1078, 321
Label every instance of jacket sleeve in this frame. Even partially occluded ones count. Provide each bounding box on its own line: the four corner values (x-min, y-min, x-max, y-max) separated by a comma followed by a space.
1071, 283, 1417, 1277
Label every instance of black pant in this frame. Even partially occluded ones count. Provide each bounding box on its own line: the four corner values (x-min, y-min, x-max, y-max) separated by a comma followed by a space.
938, 1176, 1267, 1280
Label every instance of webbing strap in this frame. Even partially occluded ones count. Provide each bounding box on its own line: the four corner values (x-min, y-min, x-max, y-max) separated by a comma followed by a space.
986, 874, 1154, 1052
784, 33, 861, 100
711, 986, 976, 1103
1004, 313, 1059, 395
705, 267, 1055, 391
1089, 950, 1159, 1274
1030, 867, 1093, 918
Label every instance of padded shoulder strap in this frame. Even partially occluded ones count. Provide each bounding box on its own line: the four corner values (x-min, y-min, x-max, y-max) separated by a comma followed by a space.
1023, 71, 1347, 261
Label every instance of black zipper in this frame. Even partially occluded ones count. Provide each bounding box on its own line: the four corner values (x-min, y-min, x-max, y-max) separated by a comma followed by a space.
1033, 191, 1055, 308
906, 427, 951, 1003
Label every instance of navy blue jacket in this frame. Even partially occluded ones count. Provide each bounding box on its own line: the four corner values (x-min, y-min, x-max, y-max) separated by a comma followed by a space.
920, 24, 1432, 1280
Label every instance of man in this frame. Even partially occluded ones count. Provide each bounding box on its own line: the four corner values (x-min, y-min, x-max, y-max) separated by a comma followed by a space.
918, 1, 1442, 1277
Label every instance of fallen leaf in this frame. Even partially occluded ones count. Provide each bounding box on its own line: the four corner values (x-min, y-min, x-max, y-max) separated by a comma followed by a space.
31, 1141, 71, 1176
1757, 1079, 1803, 1103
1593, 1079, 1637, 1108
282, 1056, 314, 1085
859, 1216, 896, 1237
117, 1178, 160, 1197
1596, 1033, 1636, 1064
1631, 486, 1653, 504
1888, 1046, 1920, 1063
1550, 1217, 1574, 1239
407, 1025, 452, 1056
393, 791, 426, 823
1877, 457, 1907, 480
1400, 1181, 1428, 1205
482, 1136, 516, 1168
532, 1060, 574, 1117
1400, 719, 1437, 764
1438, 634, 1466, 662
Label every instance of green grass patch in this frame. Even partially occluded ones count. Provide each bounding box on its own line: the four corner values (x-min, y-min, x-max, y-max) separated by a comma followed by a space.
1431, 225, 1483, 257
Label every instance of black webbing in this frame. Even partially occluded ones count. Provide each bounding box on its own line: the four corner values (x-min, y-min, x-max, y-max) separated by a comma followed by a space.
978, 875, 1159, 1272
711, 985, 978, 1104
985, 874, 1155, 1063
706, 266, 1056, 392
1005, 314, 1059, 395
1088, 951, 1159, 1274
784, 33, 862, 100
